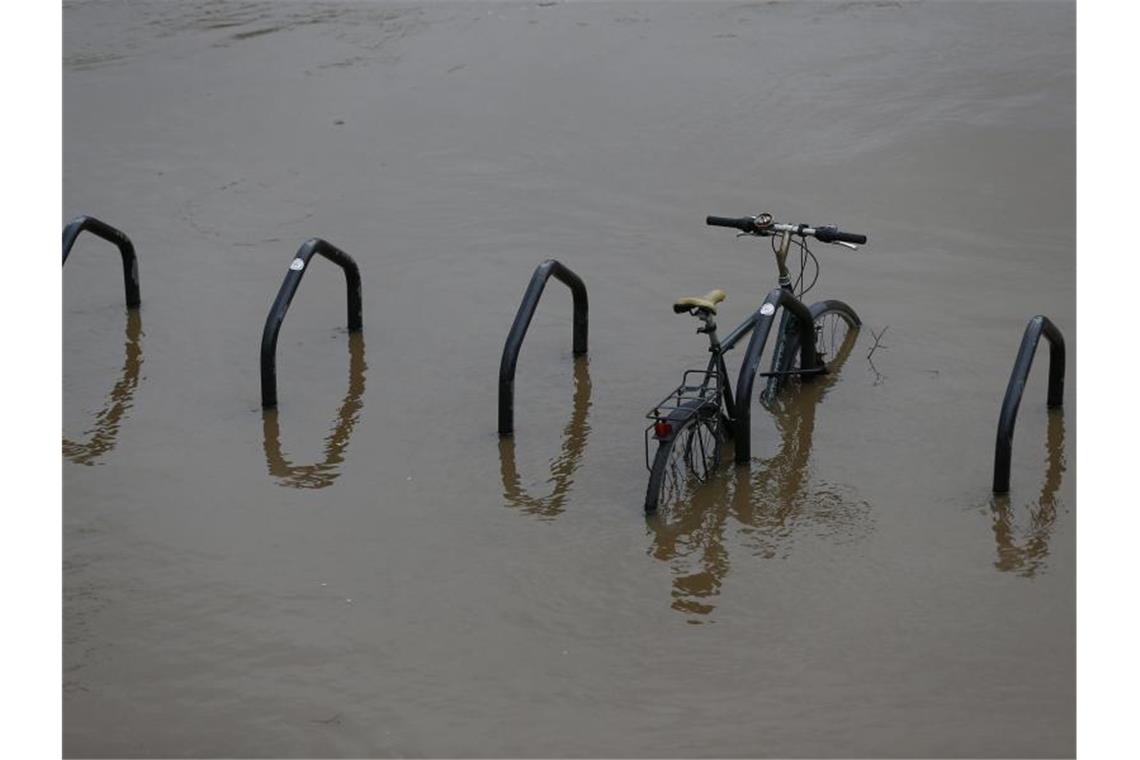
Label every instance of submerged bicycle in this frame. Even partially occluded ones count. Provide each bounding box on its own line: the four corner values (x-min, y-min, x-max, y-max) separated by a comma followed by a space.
644, 212, 867, 513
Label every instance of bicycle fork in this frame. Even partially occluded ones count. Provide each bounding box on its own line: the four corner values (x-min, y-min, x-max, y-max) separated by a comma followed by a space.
760, 230, 823, 404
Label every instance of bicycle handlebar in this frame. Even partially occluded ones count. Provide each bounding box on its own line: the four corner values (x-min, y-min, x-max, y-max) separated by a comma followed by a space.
706, 214, 867, 246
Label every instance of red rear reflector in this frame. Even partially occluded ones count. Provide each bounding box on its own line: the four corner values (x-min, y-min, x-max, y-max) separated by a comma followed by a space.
654, 420, 672, 438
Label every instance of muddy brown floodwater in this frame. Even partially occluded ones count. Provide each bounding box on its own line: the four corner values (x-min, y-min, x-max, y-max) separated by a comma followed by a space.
63, 1, 1075, 757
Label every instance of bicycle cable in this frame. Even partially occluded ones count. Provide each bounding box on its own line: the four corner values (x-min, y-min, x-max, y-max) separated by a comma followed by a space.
769, 226, 821, 299
794, 237, 806, 294
794, 238, 821, 299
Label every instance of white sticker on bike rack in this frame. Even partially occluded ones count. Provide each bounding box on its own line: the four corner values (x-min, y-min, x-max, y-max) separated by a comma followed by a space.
289, 258, 305, 271
760, 303, 776, 316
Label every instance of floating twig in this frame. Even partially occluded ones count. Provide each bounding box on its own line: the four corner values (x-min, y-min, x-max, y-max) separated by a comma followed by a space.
866, 325, 889, 360
866, 325, 889, 386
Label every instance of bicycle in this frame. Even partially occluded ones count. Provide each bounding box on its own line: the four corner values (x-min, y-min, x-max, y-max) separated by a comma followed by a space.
643, 212, 867, 513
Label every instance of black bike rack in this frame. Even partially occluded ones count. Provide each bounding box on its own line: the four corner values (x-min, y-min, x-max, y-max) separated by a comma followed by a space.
62, 215, 141, 308
262, 332, 367, 489
260, 238, 363, 409
498, 259, 588, 436
992, 315, 1065, 493
732, 288, 821, 464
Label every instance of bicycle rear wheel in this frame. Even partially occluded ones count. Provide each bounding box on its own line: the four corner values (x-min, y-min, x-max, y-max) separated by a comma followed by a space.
644, 401, 726, 513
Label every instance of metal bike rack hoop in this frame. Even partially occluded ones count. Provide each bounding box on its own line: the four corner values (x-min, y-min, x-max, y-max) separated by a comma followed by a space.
498, 259, 588, 436
260, 238, 363, 408
732, 288, 820, 464
62, 215, 141, 308
993, 315, 1065, 493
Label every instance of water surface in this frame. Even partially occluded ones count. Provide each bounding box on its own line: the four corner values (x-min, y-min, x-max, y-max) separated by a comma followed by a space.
64, 1, 1075, 756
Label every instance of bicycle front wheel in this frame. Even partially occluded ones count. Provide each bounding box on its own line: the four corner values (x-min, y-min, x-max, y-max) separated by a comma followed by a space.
645, 401, 726, 513
780, 299, 862, 379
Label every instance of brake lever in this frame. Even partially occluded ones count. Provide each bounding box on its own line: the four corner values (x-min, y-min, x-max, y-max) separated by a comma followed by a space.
835, 241, 859, 250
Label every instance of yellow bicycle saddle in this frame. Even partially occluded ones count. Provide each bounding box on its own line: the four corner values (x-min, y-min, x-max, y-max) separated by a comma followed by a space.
673, 288, 726, 314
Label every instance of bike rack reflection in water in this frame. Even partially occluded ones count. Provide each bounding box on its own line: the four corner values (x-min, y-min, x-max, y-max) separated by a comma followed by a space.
63, 310, 144, 466
647, 328, 871, 619
498, 356, 591, 519
261, 332, 367, 489
990, 409, 1066, 578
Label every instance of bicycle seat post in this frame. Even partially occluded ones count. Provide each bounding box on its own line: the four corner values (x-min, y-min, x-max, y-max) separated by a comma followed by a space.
696, 310, 721, 352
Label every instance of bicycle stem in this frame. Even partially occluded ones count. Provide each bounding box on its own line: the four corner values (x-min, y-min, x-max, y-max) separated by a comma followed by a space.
775, 229, 794, 290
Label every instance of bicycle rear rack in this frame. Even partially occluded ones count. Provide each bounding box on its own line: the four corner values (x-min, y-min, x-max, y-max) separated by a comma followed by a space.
644, 366, 723, 470
63, 215, 141, 308
993, 315, 1065, 493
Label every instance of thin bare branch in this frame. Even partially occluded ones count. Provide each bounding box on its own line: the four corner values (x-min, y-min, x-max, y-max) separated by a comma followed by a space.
866, 325, 889, 386
866, 325, 889, 360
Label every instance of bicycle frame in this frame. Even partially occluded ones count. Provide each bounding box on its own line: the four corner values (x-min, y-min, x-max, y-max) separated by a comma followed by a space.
686, 228, 814, 433
645, 214, 865, 513
645, 228, 822, 468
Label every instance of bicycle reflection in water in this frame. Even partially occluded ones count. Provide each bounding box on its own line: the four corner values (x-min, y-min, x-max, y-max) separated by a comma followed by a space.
63, 309, 144, 466
498, 356, 591, 520
261, 332, 367, 489
989, 409, 1066, 578
646, 329, 872, 619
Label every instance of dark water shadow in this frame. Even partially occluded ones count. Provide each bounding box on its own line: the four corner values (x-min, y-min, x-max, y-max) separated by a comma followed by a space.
498, 356, 591, 520
989, 409, 1066, 578
261, 333, 367, 489
647, 330, 872, 620
63, 310, 143, 466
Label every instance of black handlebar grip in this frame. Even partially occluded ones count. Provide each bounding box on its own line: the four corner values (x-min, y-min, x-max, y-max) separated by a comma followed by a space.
814, 226, 867, 245
835, 231, 867, 245
706, 215, 755, 232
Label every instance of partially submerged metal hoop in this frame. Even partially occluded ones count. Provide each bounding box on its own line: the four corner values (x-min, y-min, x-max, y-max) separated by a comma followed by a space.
260, 238, 363, 408
993, 315, 1065, 493
497, 259, 588, 436
63, 215, 141, 308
